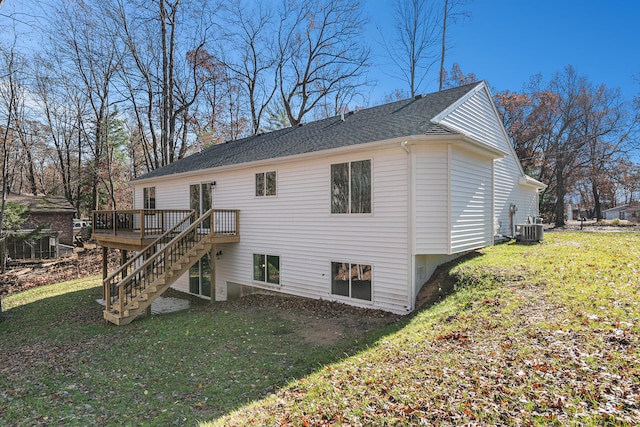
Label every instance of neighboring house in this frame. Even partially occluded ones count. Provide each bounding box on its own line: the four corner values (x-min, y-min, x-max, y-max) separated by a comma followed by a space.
6, 192, 76, 246
94, 81, 545, 324
604, 203, 640, 221
631, 203, 640, 222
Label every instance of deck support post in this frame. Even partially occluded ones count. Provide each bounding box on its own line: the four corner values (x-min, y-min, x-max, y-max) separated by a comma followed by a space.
102, 246, 108, 300
211, 243, 216, 303
120, 250, 128, 280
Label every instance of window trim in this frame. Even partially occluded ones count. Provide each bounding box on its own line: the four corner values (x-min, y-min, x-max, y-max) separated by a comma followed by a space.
330, 159, 372, 215
330, 261, 372, 302
253, 253, 281, 285
255, 171, 277, 197
143, 186, 156, 209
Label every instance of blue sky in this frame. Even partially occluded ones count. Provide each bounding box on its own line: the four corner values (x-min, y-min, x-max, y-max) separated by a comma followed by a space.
365, 0, 640, 103
2, 0, 639, 106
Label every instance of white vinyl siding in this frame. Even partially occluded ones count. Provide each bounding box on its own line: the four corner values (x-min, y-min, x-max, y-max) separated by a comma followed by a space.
134, 144, 411, 314
413, 142, 493, 255
494, 159, 540, 236
129, 82, 540, 313
449, 146, 493, 252
437, 89, 505, 151
413, 144, 449, 254
436, 85, 541, 237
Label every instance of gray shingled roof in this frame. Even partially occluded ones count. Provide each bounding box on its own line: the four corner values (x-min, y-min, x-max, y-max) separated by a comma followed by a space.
137, 82, 481, 180
6, 192, 76, 213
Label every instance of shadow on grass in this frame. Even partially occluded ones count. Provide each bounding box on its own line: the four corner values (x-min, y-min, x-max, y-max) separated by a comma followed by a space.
0, 281, 105, 336
413, 250, 484, 314
1, 248, 489, 425
0, 282, 404, 425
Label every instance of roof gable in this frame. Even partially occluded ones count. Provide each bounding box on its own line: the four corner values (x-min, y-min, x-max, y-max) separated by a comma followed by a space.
434, 82, 545, 189
137, 83, 483, 181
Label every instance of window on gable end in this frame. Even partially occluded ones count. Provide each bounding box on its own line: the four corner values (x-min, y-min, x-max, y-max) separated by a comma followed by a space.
256, 171, 277, 197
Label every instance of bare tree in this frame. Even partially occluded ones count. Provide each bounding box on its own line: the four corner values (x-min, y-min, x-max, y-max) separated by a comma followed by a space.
497, 66, 637, 225
47, 1, 123, 211
33, 57, 86, 212
107, 0, 215, 172
277, 0, 370, 126
575, 84, 634, 219
381, 0, 440, 97
187, 48, 248, 145
221, 0, 278, 134
615, 161, 640, 203
438, 0, 471, 90
0, 38, 21, 235
0, 47, 38, 196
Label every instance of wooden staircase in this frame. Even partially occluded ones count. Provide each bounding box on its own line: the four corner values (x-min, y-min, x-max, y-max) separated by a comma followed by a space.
103, 210, 215, 325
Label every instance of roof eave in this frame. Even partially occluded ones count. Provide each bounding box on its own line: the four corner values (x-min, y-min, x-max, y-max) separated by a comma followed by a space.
519, 175, 547, 190
131, 136, 414, 185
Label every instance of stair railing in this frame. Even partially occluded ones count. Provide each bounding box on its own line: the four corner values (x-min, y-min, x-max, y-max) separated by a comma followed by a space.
105, 209, 217, 316
103, 210, 196, 312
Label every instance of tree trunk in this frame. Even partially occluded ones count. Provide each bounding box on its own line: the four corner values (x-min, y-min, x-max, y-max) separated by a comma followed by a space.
18, 130, 38, 195
554, 159, 566, 227
439, 0, 448, 91
592, 179, 602, 220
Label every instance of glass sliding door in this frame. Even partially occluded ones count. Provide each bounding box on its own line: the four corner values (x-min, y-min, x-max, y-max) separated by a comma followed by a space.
188, 182, 213, 297
190, 182, 212, 214
189, 252, 211, 297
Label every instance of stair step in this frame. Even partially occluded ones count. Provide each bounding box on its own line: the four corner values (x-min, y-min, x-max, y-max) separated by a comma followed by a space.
104, 309, 130, 324
104, 225, 214, 326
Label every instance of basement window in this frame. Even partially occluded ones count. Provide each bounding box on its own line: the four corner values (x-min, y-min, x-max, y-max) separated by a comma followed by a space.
253, 254, 280, 285
331, 262, 371, 301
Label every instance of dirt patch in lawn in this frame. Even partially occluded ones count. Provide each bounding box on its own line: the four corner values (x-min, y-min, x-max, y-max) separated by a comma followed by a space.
200, 292, 402, 346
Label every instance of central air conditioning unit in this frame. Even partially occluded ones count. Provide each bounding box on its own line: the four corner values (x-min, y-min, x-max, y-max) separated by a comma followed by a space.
515, 224, 544, 243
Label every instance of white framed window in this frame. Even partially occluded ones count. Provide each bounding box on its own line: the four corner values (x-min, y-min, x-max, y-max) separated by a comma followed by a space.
256, 171, 277, 197
253, 254, 280, 285
331, 160, 371, 214
331, 262, 372, 301
143, 187, 156, 209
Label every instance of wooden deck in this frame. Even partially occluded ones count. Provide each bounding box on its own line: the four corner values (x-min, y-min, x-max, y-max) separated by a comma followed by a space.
92, 209, 240, 251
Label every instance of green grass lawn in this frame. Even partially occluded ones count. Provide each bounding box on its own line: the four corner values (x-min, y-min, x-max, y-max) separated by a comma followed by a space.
0, 274, 396, 426
1, 232, 639, 426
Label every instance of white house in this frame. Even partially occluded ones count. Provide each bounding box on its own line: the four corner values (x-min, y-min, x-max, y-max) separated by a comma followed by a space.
94, 81, 544, 324
603, 203, 639, 221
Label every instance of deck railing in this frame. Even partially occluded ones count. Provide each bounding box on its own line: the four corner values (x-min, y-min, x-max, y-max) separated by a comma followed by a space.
92, 209, 194, 239
103, 210, 197, 306
101, 209, 240, 315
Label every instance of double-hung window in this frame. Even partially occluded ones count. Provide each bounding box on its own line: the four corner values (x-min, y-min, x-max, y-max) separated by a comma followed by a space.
256, 171, 277, 197
331, 160, 371, 214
